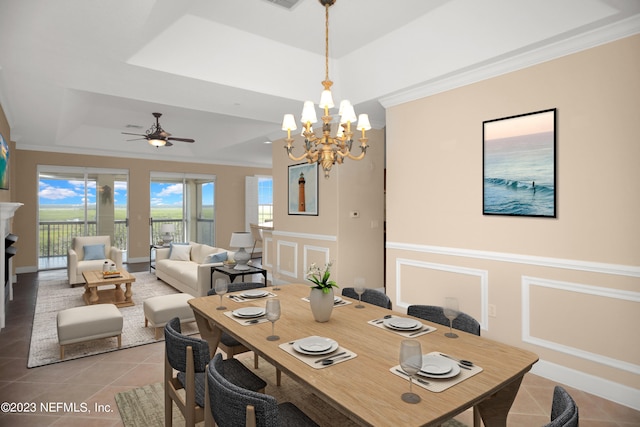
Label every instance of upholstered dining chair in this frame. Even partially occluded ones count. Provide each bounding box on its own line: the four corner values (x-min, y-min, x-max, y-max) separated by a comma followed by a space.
205, 353, 319, 427
249, 223, 263, 259
545, 385, 579, 427
67, 235, 123, 286
164, 317, 266, 427
341, 287, 392, 309
407, 304, 481, 426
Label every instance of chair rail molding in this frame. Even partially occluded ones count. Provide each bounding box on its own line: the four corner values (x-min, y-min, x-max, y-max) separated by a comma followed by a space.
386, 241, 640, 278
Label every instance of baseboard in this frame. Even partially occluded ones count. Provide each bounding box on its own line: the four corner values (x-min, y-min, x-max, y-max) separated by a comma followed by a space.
532, 359, 640, 411
16, 266, 38, 274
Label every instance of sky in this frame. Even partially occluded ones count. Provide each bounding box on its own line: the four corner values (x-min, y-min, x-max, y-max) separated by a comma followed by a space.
39, 178, 272, 206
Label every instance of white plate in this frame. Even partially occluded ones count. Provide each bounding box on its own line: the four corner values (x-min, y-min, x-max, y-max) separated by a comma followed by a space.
383, 317, 422, 331
240, 289, 268, 298
420, 354, 453, 374
334, 296, 342, 303
293, 336, 339, 355
418, 355, 460, 379
232, 307, 266, 318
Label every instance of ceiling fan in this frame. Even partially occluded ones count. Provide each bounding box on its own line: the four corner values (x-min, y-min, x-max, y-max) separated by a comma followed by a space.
122, 112, 195, 147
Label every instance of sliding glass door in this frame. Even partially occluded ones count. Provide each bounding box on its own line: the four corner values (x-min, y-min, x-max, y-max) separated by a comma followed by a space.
38, 166, 129, 269
150, 173, 216, 246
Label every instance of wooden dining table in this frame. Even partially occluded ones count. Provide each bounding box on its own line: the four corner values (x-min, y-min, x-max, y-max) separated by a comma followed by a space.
188, 284, 538, 427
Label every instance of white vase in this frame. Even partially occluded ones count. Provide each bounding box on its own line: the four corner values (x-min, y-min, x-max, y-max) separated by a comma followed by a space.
309, 288, 334, 323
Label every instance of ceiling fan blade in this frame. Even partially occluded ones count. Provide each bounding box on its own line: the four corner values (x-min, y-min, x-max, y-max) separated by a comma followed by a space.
126, 138, 147, 141
167, 137, 195, 143
164, 141, 174, 147
122, 132, 146, 137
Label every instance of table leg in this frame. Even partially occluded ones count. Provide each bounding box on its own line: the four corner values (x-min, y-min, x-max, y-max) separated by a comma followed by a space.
477, 375, 525, 427
89, 287, 99, 304
114, 283, 125, 304
193, 310, 223, 359
124, 282, 133, 303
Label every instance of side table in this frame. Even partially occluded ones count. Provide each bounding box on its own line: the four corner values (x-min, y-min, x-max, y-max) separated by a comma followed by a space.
211, 265, 267, 288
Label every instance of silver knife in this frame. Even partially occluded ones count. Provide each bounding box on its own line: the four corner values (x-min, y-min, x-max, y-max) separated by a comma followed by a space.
314, 351, 346, 364
395, 369, 430, 385
408, 327, 429, 336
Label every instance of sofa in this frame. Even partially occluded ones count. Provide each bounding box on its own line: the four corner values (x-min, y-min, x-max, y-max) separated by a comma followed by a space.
155, 241, 235, 297
68, 235, 123, 286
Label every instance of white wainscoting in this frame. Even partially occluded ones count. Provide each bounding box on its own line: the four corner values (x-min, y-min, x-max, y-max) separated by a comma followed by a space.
303, 245, 331, 275
275, 240, 298, 279
394, 258, 489, 330
522, 276, 640, 375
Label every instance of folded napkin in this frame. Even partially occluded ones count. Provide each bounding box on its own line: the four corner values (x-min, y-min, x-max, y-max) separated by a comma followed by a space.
279, 340, 357, 369
368, 315, 435, 338
390, 351, 483, 393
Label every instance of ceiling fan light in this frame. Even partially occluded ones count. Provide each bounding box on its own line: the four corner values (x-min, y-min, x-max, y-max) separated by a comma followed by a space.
149, 138, 166, 147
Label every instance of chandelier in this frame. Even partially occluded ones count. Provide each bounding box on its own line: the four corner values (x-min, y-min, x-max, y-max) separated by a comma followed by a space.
281, 0, 371, 178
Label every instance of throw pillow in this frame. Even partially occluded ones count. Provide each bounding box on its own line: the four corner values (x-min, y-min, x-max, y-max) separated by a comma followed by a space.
83, 244, 105, 260
169, 244, 192, 261
168, 242, 189, 258
205, 252, 227, 263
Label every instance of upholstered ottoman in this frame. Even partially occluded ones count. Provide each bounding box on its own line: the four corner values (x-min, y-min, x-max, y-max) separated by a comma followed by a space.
56, 304, 123, 359
144, 293, 195, 339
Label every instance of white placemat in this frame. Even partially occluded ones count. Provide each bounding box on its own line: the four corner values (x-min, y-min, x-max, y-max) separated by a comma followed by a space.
223, 310, 270, 325
279, 339, 357, 369
300, 297, 352, 307
390, 351, 483, 392
227, 291, 277, 303
368, 315, 435, 338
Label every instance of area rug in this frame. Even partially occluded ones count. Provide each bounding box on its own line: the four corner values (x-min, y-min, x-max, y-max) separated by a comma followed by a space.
28, 271, 199, 368
115, 356, 468, 427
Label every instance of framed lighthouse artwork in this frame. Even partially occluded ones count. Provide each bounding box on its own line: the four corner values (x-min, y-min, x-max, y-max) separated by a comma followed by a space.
288, 163, 318, 216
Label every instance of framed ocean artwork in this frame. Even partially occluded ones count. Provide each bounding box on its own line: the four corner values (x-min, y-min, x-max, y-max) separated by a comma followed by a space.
288, 162, 318, 216
483, 109, 556, 217
0, 133, 8, 190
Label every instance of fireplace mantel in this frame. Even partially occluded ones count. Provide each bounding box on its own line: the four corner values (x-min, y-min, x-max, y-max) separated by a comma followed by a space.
0, 202, 22, 329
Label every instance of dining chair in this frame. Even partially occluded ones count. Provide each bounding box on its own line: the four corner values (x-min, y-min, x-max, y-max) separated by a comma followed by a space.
407, 304, 481, 426
407, 304, 480, 336
208, 282, 283, 386
164, 317, 267, 427
545, 385, 579, 427
249, 223, 263, 258
341, 287, 392, 309
204, 353, 319, 427
207, 282, 267, 368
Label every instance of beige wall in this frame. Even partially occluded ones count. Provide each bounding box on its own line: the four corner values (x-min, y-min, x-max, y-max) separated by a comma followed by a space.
266, 128, 385, 290
386, 34, 640, 405
12, 150, 270, 271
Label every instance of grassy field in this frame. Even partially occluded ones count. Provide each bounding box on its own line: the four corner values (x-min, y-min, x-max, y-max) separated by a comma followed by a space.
39, 206, 200, 221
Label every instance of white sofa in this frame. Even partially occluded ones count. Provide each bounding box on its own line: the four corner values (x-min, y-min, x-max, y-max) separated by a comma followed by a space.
68, 235, 123, 286
155, 241, 235, 297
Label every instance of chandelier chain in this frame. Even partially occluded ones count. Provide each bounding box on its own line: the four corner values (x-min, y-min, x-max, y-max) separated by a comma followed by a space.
324, 4, 330, 82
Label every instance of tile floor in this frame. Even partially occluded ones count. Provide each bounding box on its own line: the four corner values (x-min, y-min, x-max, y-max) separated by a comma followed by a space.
0, 264, 638, 426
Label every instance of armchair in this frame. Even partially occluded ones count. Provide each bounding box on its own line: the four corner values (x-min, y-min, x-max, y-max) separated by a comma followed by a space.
68, 236, 123, 286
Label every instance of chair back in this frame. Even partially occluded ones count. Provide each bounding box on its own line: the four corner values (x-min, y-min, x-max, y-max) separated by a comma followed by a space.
342, 288, 392, 309
207, 354, 279, 427
164, 317, 210, 373
546, 385, 578, 427
407, 305, 480, 336
249, 224, 263, 244
72, 235, 111, 260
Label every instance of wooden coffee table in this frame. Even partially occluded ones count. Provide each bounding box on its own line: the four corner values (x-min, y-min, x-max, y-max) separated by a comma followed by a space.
82, 270, 136, 307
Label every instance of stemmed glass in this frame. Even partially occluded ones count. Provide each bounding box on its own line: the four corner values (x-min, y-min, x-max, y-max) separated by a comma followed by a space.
214, 278, 228, 310
443, 297, 459, 338
354, 277, 366, 309
265, 299, 281, 341
272, 264, 281, 291
399, 340, 422, 404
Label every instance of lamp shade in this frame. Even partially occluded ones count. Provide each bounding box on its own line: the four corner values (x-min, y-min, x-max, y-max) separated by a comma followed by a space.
301, 101, 318, 124
229, 232, 253, 249
149, 138, 166, 147
282, 114, 297, 131
160, 223, 175, 233
356, 114, 372, 131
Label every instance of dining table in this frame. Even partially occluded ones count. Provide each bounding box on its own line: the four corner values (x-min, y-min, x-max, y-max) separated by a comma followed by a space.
188, 284, 538, 427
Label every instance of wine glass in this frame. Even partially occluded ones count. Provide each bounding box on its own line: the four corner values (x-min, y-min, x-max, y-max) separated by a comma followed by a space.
272, 264, 281, 291
354, 277, 366, 309
399, 340, 422, 404
443, 297, 459, 338
214, 278, 228, 310
265, 299, 281, 341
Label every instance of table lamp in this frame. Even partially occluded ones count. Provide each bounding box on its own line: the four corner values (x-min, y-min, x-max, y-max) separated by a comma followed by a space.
229, 231, 254, 270
160, 223, 175, 245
